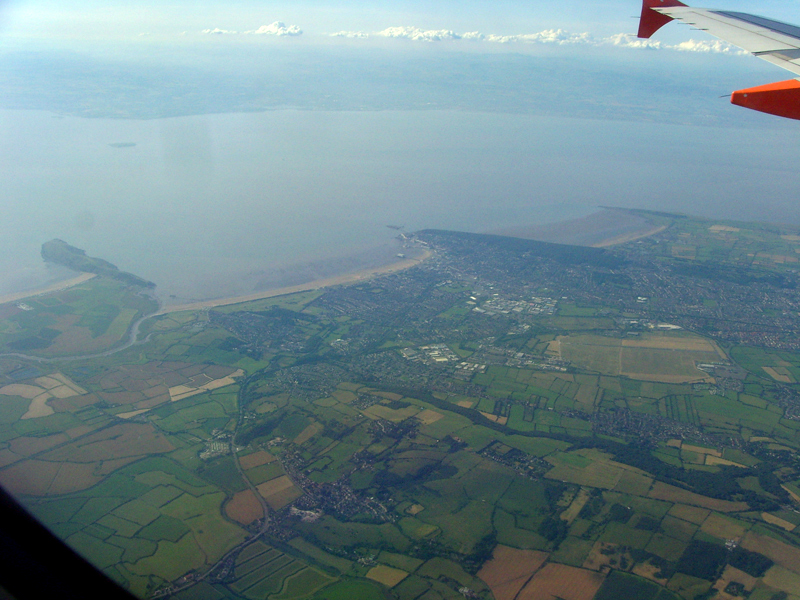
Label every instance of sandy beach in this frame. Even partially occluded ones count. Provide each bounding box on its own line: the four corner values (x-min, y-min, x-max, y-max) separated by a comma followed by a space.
592, 225, 667, 247
493, 208, 662, 248
157, 249, 432, 314
0, 273, 96, 306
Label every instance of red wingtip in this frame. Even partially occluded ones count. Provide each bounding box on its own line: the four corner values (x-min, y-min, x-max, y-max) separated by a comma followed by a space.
731, 79, 800, 120
638, 0, 687, 38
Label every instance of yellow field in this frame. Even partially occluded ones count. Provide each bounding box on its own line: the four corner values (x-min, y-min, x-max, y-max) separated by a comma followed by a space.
712, 565, 758, 598
21, 393, 55, 419
783, 485, 800, 506
365, 565, 408, 587
256, 475, 295, 497
560, 488, 591, 524
741, 532, 800, 572
117, 409, 150, 419
168, 368, 243, 401
681, 444, 721, 457
632, 561, 668, 585
626, 334, 720, 353
763, 565, 800, 595
699, 513, 748, 540
480, 412, 508, 425
517, 563, 604, 600
612, 470, 654, 496
416, 409, 444, 425
256, 475, 303, 510
240, 450, 277, 470
365, 404, 419, 422
0, 383, 41, 399
225, 490, 263, 525
763, 366, 795, 383
705, 455, 746, 468
1, 372, 87, 420
294, 422, 323, 445
762, 513, 796, 531
557, 332, 721, 383
0, 459, 101, 495
545, 450, 647, 490
649, 482, 748, 513
477, 546, 548, 600
668, 504, 711, 525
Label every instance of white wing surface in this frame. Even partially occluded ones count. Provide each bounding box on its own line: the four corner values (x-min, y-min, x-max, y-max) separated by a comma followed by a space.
638, 0, 800, 119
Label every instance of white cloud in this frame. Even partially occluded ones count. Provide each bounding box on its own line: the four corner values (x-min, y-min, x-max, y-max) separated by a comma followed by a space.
246, 22, 302, 36
601, 33, 745, 54
376, 26, 461, 42
330, 30, 369, 39
604, 33, 663, 49
202, 22, 302, 37
484, 29, 594, 45
345, 24, 743, 56
202, 28, 237, 35
199, 21, 744, 55
671, 39, 746, 54
368, 26, 593, 45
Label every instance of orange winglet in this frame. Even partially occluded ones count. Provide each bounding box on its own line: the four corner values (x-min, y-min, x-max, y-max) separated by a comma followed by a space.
638, 0, 687, 39
731, 79, 800, 120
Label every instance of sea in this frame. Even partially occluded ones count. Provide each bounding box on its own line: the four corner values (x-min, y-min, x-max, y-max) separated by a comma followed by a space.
4, 108, 800, 304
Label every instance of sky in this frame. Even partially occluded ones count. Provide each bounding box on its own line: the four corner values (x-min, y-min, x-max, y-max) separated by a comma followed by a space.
2, 0, 798, 48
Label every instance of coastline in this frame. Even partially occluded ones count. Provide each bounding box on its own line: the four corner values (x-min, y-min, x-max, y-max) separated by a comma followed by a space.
0, 273, 96, 306
591, 224, 667, 247
0, 209, 664, 314
157, 249, 432, 315
492, 208, 661, 248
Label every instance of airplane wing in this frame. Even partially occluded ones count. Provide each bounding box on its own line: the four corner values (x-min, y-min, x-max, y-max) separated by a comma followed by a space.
638, 0, 800, 120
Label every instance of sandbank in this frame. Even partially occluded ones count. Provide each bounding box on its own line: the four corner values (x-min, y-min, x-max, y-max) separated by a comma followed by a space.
493, 208, 664, 248
592, 224, 667, 247
0, 273, 96, 306
158, 249, 431, 314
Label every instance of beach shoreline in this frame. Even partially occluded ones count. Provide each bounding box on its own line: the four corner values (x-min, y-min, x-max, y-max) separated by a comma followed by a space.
492, 207, 662, 248
592, 224, 667, 247
156, 249, 432, 314
0, 273, 96, 306
0, 209, 664, 313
